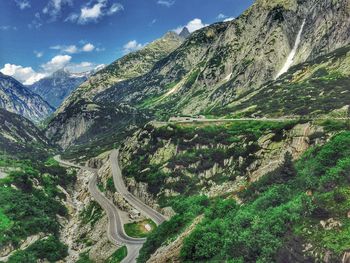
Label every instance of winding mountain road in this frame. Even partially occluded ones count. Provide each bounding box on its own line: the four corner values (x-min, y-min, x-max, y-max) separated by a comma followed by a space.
110, 149, 167, 226
54, 156, 146, 263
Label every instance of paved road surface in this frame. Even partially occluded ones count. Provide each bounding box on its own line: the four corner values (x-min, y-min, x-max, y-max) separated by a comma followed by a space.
54, 156, 146, 263
110, 149, 167, 226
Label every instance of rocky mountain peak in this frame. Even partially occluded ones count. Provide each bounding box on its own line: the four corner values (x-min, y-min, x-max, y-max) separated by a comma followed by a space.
179, 27, 190, 38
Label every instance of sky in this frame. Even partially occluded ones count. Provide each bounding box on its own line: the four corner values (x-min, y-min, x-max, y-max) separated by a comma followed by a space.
0, 0, 254, 85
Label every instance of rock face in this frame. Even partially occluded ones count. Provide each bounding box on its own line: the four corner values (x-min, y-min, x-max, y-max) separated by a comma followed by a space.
28, 69, 88, 108
45, 101, 150, 149
179, 27, 191, 38
0, 73, 54, 122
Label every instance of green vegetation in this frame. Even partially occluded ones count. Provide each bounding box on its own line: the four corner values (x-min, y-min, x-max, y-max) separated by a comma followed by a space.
124, 219, 157, 238
106, 177, 116, 192
106, 246, 128, 263
138, 131, 350, 262
7, 236, 68, 263
0, 155, 74, 261
76, 252, 94, 263
138, 195, 209, 263
180, 132, 350, 262
0, 209, 11, 232
79, 201, 104, 227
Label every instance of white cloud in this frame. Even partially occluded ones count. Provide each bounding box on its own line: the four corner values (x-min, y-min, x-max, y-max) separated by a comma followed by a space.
1, 55, 101, 85
224, 17, 235, 22
82, 43, 95, 52
123, 40, 145, 54
43, 0, 73, 20
34, 51, 44, 58
41, 55, 72, 73
14, 0, 30, 10
157, 0, 175, 7
217, 13, 227, 20
108, 3, 124, 15
216, 13, 235, 22
67, 0, 123, 24
64, 45, 79, 54
80, 2, 104, 22
174, 18, 208, 34
0, 25, 17, 31
0, 64, 46, 85
50, 43, 97, 53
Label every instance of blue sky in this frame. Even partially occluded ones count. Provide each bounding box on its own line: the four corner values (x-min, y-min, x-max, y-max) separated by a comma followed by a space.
0, 0, 254, 84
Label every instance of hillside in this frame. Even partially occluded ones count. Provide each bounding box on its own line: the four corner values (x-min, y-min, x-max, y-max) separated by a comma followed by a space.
117, 119, 350, 263
28, 69, 88, 108
0, 109, 52, 158
216, 44, 350, 118
47, 31, 184, 149
0, 73, 54, 122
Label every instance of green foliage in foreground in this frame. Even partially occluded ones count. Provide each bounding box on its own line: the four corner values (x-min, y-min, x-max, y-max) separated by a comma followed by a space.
180, 132, 350, 262
0, 156, 74, 261
106, 246, 128, 263
138, 132, 350, 263
7, 236, 68, 263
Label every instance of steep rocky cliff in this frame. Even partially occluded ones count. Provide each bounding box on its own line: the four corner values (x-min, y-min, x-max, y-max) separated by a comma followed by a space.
0, 73, 54, 122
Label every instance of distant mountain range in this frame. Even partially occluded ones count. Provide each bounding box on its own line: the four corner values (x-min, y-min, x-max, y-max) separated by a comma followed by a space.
27, 68, 90, 108
0, 72, 54, 122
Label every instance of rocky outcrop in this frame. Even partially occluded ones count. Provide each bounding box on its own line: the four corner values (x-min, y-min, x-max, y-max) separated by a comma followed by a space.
248, 123, 324, 181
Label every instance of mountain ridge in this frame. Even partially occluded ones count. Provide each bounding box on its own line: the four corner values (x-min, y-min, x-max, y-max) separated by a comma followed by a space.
0, 72, 54, 122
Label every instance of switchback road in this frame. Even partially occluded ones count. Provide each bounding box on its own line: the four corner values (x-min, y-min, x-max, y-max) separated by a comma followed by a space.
54, 156, 146, 263
110, 149, 167, 226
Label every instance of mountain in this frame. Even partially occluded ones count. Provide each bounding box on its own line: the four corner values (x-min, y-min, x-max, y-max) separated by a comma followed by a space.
179, 27, 191, 38
95, 0, 350, 117
47, 0, 350, 151
57, 31, 185, 112
28, 69, 89, 108
0, 108, 51, 158
0, 73, 54, 122
47, 31, 185, 149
